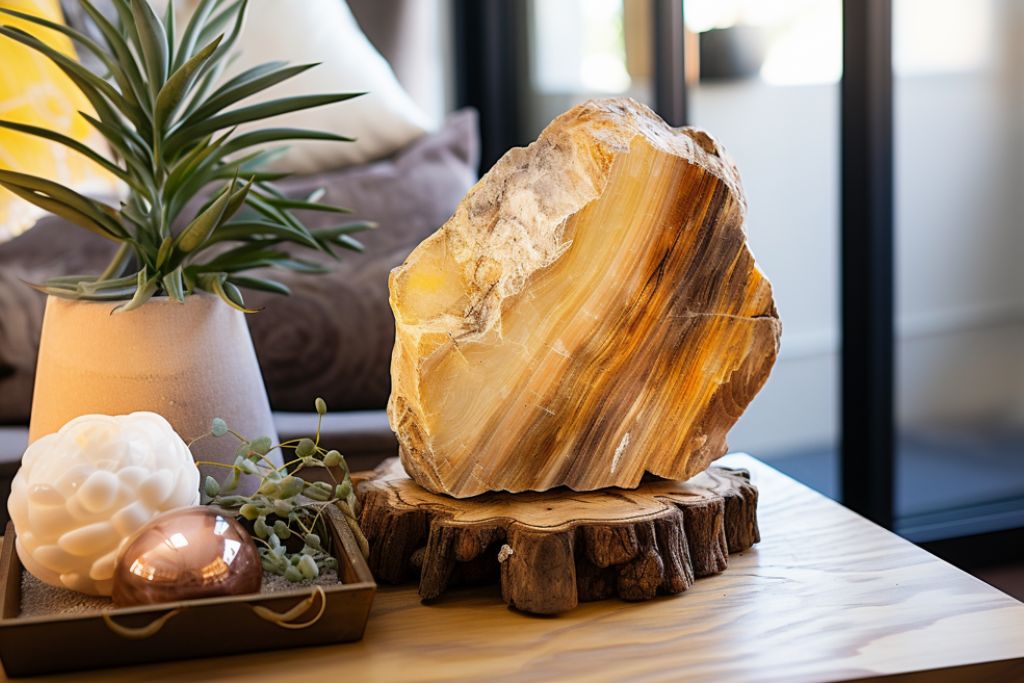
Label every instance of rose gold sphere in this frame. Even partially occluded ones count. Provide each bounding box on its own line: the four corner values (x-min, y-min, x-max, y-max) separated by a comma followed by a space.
112, 507, 262, 606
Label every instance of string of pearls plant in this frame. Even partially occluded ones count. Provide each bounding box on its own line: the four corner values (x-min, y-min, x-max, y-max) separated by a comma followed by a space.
196, 398, 367, 582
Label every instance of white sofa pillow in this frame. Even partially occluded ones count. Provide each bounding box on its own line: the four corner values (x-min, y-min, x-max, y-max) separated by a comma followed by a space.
157, 0, 435, 172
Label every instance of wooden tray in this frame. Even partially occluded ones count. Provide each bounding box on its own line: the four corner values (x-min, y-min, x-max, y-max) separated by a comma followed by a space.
0, 506, 376, 677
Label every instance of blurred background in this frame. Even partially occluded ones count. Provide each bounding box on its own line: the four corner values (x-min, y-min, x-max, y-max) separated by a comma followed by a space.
358, 0, 1024, 575
0, 0, 1020, 594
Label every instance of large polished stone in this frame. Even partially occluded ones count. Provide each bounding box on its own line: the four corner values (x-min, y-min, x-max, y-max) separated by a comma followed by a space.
388, 97, 781, 498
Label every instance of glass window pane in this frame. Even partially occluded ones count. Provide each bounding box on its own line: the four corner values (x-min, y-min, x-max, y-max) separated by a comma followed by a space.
893, 0, 1024, 540
688, 0, 842, 498
524, 0, 653, 139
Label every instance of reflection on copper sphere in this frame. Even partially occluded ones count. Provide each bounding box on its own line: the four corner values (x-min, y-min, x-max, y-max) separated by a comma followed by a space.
112, 507, 262, 606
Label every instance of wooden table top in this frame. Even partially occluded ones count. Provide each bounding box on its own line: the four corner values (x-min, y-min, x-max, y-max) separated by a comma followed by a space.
9, 454, 1024, 683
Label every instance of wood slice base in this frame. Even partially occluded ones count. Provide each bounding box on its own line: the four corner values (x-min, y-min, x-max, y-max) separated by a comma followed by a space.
357, 459, 759, 614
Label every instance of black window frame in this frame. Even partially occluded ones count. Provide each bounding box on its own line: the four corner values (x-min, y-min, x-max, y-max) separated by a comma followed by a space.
451, 0, 1023, 564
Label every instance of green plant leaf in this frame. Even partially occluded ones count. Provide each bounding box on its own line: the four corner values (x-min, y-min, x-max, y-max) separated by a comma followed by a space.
255, 194, 353, 215
0, 183, 117, 241
113, 269, 158, 313
109, 0, 144, 59
130, 0, 169, 97
37, 274, 97, 287
221, 280, 252, 309
242, 194, 322, 251
97, 242, 132, 282
0, 7, 118, 80
220, 129, 355, 159
245, 192, 307, 231
214, 59, 287, 93
274, 258, 331, 274
178, 46, 229, 123
178, 0, 248, 120
185, 62, 319, 123
162, 266, 186, 302
329, 235, 365, 252
202, 150, 291, 188
0, 170, 116, 227
162, 0, 175, 65
216, 147, 287, 175
119, 200, 149, 230
313, 223, 372, 253
166, 93, 363, 152
182, 173, 252, 231
229, 275, 291, 296
196, 0, 245, 47
78, 112, 152, 180
155, 35, 223, 132
0, 170, 124, 237
212, 169, 289, 183
75, 273, 139, 295
2, 0, 359, 309
155, 236, 174, 268
172, 0, 219, 71
211, 247, 289, 267
175, 178, 236, 253
30, 281, 136, 301
0, 120, 141, 192
221, 176, 255, 223
165, 158, 234, 220
80, 0, 151, 109
312, 221, 376, 239
194, 243, 289, 272
0, 26, 147, 132
310, 222, 372, 257
208, 220, 320, 249
163, 129, 230, 205
25, 10, 147, 116
198, 272, 258, 313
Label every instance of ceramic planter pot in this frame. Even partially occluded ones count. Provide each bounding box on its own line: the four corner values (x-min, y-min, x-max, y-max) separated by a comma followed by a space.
29, 294, 280, 483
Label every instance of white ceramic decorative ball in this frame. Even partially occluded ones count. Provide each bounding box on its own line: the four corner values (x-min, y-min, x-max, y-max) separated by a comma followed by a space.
8, 412, 201, 596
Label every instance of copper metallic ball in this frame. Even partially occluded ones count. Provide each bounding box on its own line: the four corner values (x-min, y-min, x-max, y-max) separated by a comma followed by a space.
112, 507, 262, 607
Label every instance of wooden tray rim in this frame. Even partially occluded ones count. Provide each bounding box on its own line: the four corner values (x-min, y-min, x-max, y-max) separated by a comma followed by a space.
0, 504, 375, 628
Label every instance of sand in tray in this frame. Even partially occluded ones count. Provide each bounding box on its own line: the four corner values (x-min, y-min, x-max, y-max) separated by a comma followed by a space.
18, 570, 341, 618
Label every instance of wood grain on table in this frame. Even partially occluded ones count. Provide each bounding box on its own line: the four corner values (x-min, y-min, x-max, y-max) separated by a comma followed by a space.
7, 454, 1024, 683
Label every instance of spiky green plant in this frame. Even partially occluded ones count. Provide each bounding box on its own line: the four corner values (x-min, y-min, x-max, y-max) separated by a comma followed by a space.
0, 0, 372, 312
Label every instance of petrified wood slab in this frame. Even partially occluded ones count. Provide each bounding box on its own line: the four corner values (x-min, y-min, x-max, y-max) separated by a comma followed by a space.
358, 458, 759, 615
388, 97, 781, 498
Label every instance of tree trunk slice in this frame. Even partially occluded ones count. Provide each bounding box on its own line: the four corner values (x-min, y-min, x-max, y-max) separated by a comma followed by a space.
358, 458, 759, 615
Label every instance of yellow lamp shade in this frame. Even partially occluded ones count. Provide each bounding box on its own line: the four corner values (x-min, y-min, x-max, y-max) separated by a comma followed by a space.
0, 0, 119, 243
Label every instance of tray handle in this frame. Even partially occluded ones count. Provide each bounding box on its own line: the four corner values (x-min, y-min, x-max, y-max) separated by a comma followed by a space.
100, 585, 326, 639
102, 608, 183, 639
252, 585, 326, 630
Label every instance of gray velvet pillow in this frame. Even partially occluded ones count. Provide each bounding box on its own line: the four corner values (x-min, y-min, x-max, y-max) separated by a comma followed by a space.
0, 110, 479, 422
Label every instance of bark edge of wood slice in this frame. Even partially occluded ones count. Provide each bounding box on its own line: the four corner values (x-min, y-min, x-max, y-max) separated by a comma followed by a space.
358, 458, 759, 615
